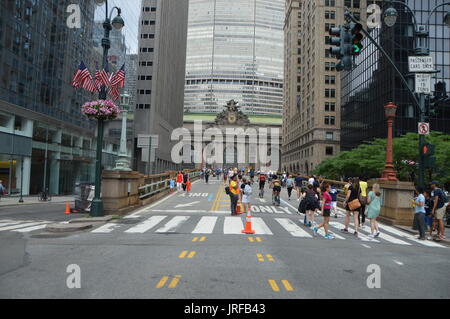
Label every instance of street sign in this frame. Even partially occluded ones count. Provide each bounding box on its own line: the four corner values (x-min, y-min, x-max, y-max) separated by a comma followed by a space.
415, 73, 432, 94
408, 56, 434, 72
418, 122, 430, 135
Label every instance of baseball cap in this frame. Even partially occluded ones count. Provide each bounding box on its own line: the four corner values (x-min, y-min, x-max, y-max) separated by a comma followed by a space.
430, 181, 439, 186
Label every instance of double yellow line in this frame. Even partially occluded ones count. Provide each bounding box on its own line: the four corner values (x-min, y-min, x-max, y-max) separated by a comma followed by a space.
156, 275, 181, 289
211, 184, 226, 211
268, 280, 294, 292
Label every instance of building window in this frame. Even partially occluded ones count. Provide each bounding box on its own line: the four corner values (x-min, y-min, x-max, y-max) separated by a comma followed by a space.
324, 116, 335, 125
326, 146, 334, 156
325, 11, 336, 20
325, 88, 336, 98
326, 132, 334, 140
325, 102, 336, 112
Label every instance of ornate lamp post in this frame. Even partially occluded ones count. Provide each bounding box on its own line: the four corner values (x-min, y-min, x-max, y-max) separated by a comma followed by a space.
114, 93, 131, 171
90, 0, 125, 217
380, 102, 399, 182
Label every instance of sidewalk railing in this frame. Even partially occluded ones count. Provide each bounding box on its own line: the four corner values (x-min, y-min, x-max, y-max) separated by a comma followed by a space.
138, 170, 201, 200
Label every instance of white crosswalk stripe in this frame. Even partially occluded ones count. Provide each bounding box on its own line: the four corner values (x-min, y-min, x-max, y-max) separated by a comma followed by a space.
192, 216, 217, 234
92, 223, 122, 233
125, 216, 167, 234
12, 224, 49, 233
377, 223, 445, 248
251, 217, 273, 235
0, 221, 48, 232
275, 218, 312, 238
328, 221, 380, 242
223, 217, 244, 234
155, 216, 190, 233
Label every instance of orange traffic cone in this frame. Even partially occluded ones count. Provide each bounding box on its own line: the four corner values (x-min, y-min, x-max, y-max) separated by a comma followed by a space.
65, 202, 71, 215
242, 209, 255, 234
236, 202, 241, 214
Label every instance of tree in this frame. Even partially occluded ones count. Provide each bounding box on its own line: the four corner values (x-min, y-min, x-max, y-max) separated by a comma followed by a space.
312, 132, 450, 188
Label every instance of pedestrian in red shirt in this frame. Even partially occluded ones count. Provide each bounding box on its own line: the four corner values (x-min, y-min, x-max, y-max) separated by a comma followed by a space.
313, 183, 335, 239
176, 171, 183, 191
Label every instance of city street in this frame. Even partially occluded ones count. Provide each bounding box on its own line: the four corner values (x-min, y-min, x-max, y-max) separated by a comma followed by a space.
0, 178, 449, 299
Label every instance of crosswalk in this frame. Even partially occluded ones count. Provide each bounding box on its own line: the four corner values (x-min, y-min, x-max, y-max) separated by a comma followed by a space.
89, 215, 446, 248
0, 216, 445, 249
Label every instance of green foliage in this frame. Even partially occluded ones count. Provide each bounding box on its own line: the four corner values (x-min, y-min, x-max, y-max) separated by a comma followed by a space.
312, 132, 450, 187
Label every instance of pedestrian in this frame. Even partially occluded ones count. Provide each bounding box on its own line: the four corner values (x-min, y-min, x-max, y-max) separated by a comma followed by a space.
413, 186, 427, 240
182, 172, 189, 191
430, 181, 447, 241
186, 177, 192, 193
229, 174, 240, 216
294, 174, 303, 200
344, 178, 352, 196
271, 178, 282, 206
342, 177, 361, 237
308, 175, 315, 186
242, 177, 252, 213
205, 168, 210, 184
329, 185, 339, 218
0, 180, 5, 201
366, 183, 381, 238
424, 190, 434, 239
176, 171, 183, 191
169, 178, 175, 193
304, 184, 318, 227
358, 176, 368, 229
258, 173, 266, 198
286, 175, 294, 200
313, 183, 334, 239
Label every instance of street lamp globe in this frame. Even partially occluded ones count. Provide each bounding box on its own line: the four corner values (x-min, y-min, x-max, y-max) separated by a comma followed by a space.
112, 14, 125, 30
444, 11, 450, 27
384, 7, 398, 27
384, 102, 398, 119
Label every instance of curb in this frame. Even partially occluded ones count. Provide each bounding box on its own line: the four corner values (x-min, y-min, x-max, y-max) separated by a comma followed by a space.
45, 223, 94, 233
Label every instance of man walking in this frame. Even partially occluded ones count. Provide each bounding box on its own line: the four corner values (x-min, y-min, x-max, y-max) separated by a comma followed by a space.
0, 180, 5, 201
430, 181, 447, 241
414, 187, 427, 240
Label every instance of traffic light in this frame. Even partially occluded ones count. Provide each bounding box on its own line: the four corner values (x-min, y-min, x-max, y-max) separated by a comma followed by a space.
421, 142, 436, 169
349, 23, 364, 55
328, 25, 352, 71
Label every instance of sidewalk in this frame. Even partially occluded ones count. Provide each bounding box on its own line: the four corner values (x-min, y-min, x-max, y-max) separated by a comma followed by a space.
393, 224, 450, 245
0, 196, 74, 207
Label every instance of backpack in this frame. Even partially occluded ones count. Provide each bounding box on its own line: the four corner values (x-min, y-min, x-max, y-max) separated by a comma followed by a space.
244, 185, 252, 196
225, 186, 231, 195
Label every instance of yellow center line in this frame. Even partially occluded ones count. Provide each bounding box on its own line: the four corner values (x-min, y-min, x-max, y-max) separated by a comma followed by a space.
156, 276, 169, 288
179, 251, 188, 258
168, 275, 181, 288
282, 280, 294, 291
187, 251, 196, 258
256, 253, 264, 261
268, 280, 280, 292
256, 237, 262, 242
199, 236, 206, 242
266, 254, 275, 262
192, 237, 198, 242
248, 237, 254, 242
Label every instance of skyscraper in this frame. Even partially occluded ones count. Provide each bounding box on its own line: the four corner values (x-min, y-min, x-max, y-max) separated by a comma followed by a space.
135, 0, 189, 174
282, 0, 366, 175
184, 0, 285, 116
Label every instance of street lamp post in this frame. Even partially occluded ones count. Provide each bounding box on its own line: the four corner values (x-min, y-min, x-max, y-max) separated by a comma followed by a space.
344, 2, 450, 188
380, 102, 399, 181
90, 0, 124, 217
114, 94, 131, 171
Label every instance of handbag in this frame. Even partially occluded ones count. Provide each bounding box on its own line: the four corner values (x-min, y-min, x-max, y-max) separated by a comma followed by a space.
348, 198, 361, 211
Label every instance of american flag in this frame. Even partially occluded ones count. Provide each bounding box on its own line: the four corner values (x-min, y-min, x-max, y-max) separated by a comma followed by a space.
72, 61, 90, 88
99, 64, 111, 88
109, 85, 121, 101
82, 74, 98, 93
94, 64, 103, 91
110, 64, 125, 88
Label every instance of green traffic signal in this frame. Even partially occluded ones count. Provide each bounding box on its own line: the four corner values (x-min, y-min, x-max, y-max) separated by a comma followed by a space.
350, 23, 364, 56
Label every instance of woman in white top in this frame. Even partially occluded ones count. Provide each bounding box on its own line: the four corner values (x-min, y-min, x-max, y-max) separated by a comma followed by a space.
241, 177, 253, 213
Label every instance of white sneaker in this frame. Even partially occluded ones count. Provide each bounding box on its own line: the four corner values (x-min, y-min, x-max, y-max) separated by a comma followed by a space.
367, 234, 375, 239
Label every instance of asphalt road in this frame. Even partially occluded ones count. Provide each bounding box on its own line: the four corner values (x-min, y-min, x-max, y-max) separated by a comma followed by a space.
0, 177, 449, 299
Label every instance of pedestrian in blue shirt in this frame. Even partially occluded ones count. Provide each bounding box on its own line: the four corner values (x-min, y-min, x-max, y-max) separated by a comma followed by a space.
329, 186, 339, 218
414, 187, 426, 240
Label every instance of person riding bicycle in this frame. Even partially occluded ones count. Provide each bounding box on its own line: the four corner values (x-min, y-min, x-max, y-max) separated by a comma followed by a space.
271, 178, 282, 206
258, 173, 266, 198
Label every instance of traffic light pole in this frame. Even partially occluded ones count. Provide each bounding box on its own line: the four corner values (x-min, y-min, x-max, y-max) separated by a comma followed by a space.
418, 94, 426, 189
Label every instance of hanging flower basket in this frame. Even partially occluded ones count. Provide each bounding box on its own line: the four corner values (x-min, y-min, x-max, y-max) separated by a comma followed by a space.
81, 99, 121, 121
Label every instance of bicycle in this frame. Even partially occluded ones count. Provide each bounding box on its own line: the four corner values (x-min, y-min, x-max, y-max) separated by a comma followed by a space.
272, 191, 281, 206
38, 190, 52, 202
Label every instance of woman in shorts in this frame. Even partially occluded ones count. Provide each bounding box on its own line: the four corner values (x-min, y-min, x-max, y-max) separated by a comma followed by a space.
313, 183, 334, 239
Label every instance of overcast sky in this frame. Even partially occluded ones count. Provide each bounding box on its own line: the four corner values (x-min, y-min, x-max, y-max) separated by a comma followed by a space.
94, 0, 141, 54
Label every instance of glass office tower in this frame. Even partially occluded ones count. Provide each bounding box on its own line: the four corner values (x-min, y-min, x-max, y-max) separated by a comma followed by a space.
341, 0, 450, 150
184, 0, 284, 116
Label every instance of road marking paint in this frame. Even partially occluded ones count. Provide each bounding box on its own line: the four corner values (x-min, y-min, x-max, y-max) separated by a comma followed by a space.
151, 209, 208, 213
266, 254, 275, 262
155, 216, 190, 233
12, 223, 49, 233
0, 221, 48, 231
268, 280, 280, 292
281, 280, 294, 291
156, 276, 169, 288
168, 275, 181, 288
275, 218, 312, 238
223, 217, 244, 234
280, 199, 298, 214
256, 237, 262, 242
91, 223, 121, 233
361, 244, 371, 248
248, 237, 254, 242
199, 236, 206, 242
125, 215, 166, 233
179, 251, 188, 258
192, 216, 218, 234
257, 253, 265, 261
192, 237, 198, 242
187, 251, 196, 258
377, 224, 445, 248
126, 190, 179, 218
0, 221, 24, 227
358, 227, 411, 246
393, 259, 404, 266
329, 221, 379, 242
252, 217, 273, 235
314, 225, 346, 240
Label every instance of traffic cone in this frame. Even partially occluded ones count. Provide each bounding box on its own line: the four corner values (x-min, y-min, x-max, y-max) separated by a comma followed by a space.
65, 202, 71, 215
242, 209, 255, 234
236, 202, 241, 214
